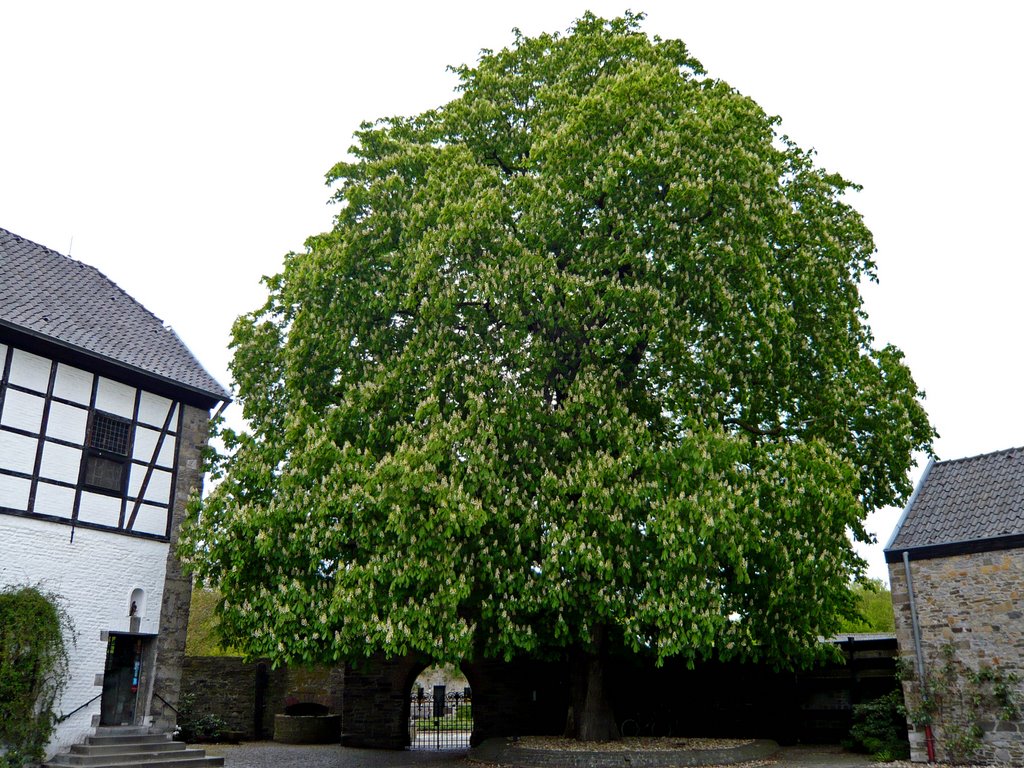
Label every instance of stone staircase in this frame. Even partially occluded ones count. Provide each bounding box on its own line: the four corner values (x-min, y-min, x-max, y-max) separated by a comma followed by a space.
44, 727, 224, 768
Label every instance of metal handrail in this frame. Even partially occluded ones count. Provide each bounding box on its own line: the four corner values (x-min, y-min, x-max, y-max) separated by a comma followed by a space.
152, 691, 181, 718
56, 693, 102, 723
55, 690, 181, 727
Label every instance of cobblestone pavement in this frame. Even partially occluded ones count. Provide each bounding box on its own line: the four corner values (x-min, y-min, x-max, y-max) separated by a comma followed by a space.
203, 742, 878, 768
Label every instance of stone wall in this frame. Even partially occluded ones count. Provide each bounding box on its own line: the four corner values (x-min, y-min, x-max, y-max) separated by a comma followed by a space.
151, 403, 209, 732
184, 636, 900, 749
182, 657, 343, 740
285, 663, 345, 715
890, 550, 1024, 764
183, 657, 283, 739
339, 654, 420, 748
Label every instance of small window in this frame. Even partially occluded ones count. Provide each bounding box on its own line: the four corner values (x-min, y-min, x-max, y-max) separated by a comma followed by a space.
82, 411, 131, 494
90, 413, 130, 454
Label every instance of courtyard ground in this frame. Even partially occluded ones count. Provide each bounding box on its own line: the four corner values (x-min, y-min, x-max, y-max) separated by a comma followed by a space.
202, 741, 881, 767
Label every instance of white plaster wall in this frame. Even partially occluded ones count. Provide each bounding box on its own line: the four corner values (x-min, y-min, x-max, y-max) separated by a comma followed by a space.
95, 377, 135, 419
8, 348, 51, 392
1, 344, 177, 531
0, 429, 35, 476
138, 392, 175, 428
0, 514, 170, 754
52, 363, 92, 405
0, 388, 45, 432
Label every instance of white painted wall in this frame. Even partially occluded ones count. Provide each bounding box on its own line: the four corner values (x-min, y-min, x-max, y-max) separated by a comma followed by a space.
0, 514, 169, 753
0, 342, 187, 755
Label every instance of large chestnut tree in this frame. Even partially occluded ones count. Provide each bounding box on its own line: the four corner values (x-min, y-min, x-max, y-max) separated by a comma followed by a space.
182, 13, 934, 741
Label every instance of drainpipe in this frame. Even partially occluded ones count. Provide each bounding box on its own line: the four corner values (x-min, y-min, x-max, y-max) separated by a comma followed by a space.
903, 551, 936, 763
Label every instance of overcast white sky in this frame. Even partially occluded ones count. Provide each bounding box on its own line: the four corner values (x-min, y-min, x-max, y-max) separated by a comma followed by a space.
2, 2, 1021, 583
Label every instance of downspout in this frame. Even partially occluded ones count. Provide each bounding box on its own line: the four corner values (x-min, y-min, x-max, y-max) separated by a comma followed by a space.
903, 550, 936, 763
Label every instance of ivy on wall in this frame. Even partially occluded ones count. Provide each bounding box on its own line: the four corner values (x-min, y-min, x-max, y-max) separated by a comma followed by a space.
903, 642, 1022, 764
0, 585, 74, 768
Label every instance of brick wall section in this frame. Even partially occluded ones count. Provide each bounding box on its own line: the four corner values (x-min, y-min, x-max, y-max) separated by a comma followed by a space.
890, 551, 1024, 764
151, 403, 208, 731
340, 655, 569, 748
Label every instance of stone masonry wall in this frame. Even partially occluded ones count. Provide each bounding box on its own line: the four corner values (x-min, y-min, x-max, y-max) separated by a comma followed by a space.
340, 654, 420, 748
182, 657, 344, 740
182, 657, 285, 739
183, 640, 898, 749
890, 550, 1024, 764
151, 403, 209, 731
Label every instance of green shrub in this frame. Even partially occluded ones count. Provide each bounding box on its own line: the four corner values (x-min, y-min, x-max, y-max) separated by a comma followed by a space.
0, 585, 74, 768
174, 693, 227, 743
846, 689, 910, 762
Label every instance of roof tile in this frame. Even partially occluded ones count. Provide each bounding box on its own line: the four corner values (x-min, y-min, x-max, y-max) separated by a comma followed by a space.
888, 446, 1024, 550
0, 227, 229, 402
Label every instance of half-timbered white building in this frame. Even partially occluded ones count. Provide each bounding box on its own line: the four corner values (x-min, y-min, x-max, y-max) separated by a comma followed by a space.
0, 227, 230, 754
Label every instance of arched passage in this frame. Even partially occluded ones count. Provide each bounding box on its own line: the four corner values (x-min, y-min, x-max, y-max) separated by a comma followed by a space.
340, 653, 565, 749
407, 664, 473, 750
341, 653, 481, 750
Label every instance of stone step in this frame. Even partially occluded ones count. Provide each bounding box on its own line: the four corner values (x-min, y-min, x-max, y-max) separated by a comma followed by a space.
44, 738, 223, 768
45, 757, 222, 768
86, 733, 174, 746
72, 741, 186, 756
94, 727, 155, 735
45, 753, 223, 768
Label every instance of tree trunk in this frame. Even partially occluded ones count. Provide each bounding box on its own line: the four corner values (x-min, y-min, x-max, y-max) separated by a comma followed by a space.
564, 625, 620, 741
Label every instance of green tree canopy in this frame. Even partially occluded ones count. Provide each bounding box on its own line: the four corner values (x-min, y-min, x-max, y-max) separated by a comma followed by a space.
185, 587, 239, 657
837, 579, 896, 634
182, 12, 933, 739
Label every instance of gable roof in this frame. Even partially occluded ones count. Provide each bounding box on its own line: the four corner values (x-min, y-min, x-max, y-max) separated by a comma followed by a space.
0, 227, 230, 404
885, 446, 1024, 561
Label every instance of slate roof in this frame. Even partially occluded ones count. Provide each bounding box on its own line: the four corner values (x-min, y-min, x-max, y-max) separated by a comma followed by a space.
887, 446, 1024, 553
0, 227, 230, 403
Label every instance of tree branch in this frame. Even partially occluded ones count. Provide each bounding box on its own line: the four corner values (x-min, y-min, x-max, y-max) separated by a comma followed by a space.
723, 417, 785, 438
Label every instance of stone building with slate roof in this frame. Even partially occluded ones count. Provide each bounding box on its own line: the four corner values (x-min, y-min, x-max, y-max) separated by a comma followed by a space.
886, 447, 1024, 764
0, 227, 230, 754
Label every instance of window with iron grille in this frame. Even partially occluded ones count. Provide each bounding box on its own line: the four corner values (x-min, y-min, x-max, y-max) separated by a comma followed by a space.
81, 411, 131, 494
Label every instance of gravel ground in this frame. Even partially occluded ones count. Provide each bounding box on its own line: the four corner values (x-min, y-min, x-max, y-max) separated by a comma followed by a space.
201, 742, 999, 768
203, 742, 470, 767
200, 742, 896, 768
515, 736, 755, 751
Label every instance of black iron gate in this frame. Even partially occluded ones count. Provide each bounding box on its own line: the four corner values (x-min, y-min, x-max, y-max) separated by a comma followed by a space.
408, 685, 472, 750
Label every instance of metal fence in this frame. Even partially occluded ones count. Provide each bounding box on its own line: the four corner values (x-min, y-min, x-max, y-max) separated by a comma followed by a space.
408, 685, 472, 750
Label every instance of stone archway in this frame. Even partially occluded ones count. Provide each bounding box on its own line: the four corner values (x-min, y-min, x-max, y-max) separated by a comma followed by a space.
340, 654, 421, 749
407, 663, 473, 750
340, 652, 564, 749
340, 654, 481, 749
